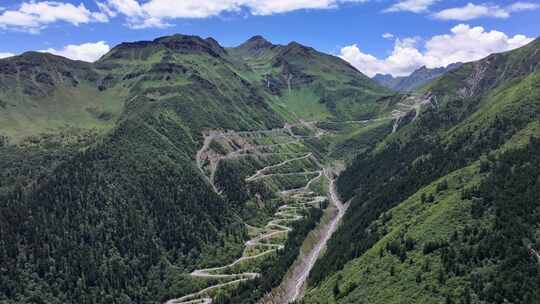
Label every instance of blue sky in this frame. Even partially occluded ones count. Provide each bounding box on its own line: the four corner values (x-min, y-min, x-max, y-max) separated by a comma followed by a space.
0, 0, 539, 76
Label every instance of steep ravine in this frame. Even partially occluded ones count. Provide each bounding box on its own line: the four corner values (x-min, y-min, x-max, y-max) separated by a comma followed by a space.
260, 169, 349, 304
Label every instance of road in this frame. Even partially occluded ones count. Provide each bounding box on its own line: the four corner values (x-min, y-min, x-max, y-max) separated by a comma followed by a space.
166, 127, 329, 304
262, 169, 349, 304
168, 100, 423, 303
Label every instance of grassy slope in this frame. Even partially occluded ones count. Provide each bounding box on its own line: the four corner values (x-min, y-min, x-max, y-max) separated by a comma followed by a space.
326, 120, 394, 162
305, 126, 540, 304
305, 38, 540, 303
0, 53, 127, 141
304, 164, 482, 304
229, 37, 392, 122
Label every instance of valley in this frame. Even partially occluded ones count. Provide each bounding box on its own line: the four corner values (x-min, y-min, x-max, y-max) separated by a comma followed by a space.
167, 119, 364, 303
0, 34, 396, 304
1, 32, 538, 304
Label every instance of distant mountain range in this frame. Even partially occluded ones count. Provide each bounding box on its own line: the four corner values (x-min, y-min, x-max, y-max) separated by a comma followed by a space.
373, 62, 463, 92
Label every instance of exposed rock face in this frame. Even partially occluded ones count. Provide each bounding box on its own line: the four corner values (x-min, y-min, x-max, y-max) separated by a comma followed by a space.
454, 39, 540, 99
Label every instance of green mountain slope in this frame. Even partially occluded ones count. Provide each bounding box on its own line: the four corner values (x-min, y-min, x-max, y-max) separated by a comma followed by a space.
0, 34, 277, 303
229, 36, 392, 121
0, 34, 389, 303
0, 52, 126, 141
305, 38, 540, 304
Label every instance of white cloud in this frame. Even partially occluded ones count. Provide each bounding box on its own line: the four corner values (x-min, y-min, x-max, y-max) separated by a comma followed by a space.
245, 0, 366, 15
0, 1, 108, 32
103, 0, 367, 28
40, 41, 110, 62
341, 37, 425, 77
509, 1, 540, 11
433, 2, 540, 21
433, 3, 508, 20
103, 0, 143, 17
382, 32, 394, 39
340, 24, 534, 77
0, 52, 15, 59
0, 0, 369, 30
384, 0, 438, 13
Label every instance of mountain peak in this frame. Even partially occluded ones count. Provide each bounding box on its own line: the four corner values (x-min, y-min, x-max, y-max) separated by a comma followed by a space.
279, 41, 316, 59
101, 33, 226, 61
238, 35, 274, 50
155, 34, 225, 55
247, 35, 271, 44
372, 63, 464, 92
4, 51, 91, 70
16, 51, 76, 63
373, 73, 393, 80
286, 41, 308, 49
232, 35, 275, 58
154, 33, 210, 45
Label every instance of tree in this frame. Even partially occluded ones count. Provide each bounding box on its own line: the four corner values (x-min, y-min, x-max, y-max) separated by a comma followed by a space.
415, 271, 422, 284
438, 268, 446, 285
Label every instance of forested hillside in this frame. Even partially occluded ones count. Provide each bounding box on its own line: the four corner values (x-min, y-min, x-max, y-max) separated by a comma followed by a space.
304, 38, 540, 303
0, 34, 390, 303
3, 31, 536, 304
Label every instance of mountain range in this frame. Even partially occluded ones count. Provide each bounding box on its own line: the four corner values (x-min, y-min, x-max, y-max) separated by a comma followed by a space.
373, 63, 463, 92
0, 34, 391, 303
0, 34, 538, 304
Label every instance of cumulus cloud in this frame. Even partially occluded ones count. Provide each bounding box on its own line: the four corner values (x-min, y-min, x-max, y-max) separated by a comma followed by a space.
40, 41, 110, 62
0, 1, 108, 32
384, 0, 439, 13
382, 32, 394, 39
0, 0, 368, 30
102, 0, 367, 28
341, 37, 425, 77
433, 2, 540, 21
0, 52, 15, 59
340, 24, 534, 77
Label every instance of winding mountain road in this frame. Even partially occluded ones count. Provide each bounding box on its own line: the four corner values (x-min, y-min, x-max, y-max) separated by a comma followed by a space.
167, 127, 329, 304
246, 153, 314, 182
167, 96, 426, 304
171, 114, 406, 303
260, 169, 349, 304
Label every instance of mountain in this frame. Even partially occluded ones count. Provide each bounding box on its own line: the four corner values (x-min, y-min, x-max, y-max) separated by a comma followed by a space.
4, 32, 538, 304
371, 73, 398, 89
304, 38, 540, 303
0, 34, 391, 303
373, 62, 462, 92
229, 36, 392, 121
0, 52, 126, 141
231, 35, 276, 58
